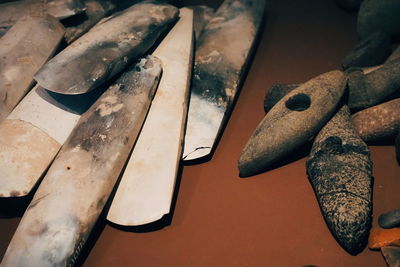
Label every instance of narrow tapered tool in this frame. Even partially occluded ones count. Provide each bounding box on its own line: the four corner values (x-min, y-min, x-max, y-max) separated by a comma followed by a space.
1, 56, 162, 267
34, 1, 178, 94
107, 8, 193, 226
0, 15, 64, 122
182, 0, 265, 161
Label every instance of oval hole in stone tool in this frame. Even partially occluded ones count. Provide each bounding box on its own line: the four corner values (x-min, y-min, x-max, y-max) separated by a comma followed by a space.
285, 93, 311, 111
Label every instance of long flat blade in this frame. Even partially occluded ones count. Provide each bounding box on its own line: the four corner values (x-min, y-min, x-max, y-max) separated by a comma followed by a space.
107, 8, 194, 226
182, 0, 265, 161
1, 56, 162, 267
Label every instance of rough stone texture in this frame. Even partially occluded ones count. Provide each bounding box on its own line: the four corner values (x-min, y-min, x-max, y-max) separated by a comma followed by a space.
382, 246, 400, 267
183, 0, 266, 161
0, 15, 65, 122
239, 70, 346, 177
379, 208, 400, 229
64, 0, 116, 44
34, 2, 178, 94
342, 31, 391, 69
0, 0, 85, 28
306, 105, 373, 255
188, 5, 215, 40
0, 120, 60, 198
396, 131, 400, 165
264, 83, 299, 113
369, 228, 400, 249
334, 0, 363, 12
357, 0, 400, 39
347, 57, 400, 110
1, 56, 162, 267
352, 98, 400, 142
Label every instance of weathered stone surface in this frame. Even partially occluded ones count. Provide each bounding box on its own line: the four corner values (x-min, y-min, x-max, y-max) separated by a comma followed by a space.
0, 0, 85, 28
382, 246, 400, 267
107, 8, 193, 226
188, 5, 214, 40
0, 85, 100, 198
334, 0, 363, 12
239, 70, 346, 177
342, 31, 391, 69
369, 228, 400, 249
34, 2, 178, 94
306, 105, 373, 255
183, 0, 265, 161
379, 208, 400, 229
352, 98, 400, 142
0, 15, 64, 122
357, 0, 400, 39
347, 57, 400, 110
1, 56, 162, 267
64, 0, 116, 44
264, 83, 299, 113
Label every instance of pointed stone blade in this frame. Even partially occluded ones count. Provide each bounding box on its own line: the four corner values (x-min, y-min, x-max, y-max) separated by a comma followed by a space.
34, 2, 178, 95
0, 85, 92, 198
1, 56, 162, 267
182, 0, 266, 161
0, 14, 65, 122
107, 8, 193, 226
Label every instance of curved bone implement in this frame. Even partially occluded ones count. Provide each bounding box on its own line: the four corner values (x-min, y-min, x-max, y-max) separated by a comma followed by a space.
239, 70, 346, 177
34, 2, 178, 95
107, 8, 193, 226
0, 86, 84, 198
0, 15, 65, 122
182, 0, 265, 161
306, 105, 373, 255
1, 56, 162, 267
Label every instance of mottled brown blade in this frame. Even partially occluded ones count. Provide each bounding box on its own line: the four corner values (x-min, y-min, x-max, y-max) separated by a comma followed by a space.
182, 0, 266, 161
382, 246, 400, 267
1, 56, 162, 267
34, 2, 178, 94
0, 15, 65, 122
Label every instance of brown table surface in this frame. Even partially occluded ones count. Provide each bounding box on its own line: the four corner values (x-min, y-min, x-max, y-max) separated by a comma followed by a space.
1, 0, 399, 266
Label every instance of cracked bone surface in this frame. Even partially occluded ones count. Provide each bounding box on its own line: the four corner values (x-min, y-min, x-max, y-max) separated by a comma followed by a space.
0, 15, 64, 122
107, 8, 193, 226
1, 56, 162, 267
34, 1, 178, 94
182, 0, 265, 161
306, 105, 373, 255
239, 70, 346, 177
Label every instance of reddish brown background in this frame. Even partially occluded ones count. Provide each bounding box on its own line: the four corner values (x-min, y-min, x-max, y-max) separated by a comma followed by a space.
1, 0, 399, 266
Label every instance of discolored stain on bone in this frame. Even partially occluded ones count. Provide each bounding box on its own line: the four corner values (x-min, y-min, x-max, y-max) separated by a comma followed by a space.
306, 105, 373, 255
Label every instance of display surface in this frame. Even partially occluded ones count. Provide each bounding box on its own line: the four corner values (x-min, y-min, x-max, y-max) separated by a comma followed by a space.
0, 0, 399, 266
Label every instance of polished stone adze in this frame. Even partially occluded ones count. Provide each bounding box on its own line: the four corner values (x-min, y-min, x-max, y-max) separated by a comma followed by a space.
182, 0, 265, 161
306, 105, 373, 255
0, 15, 64, 122
239, 70, 346, 177
1, 56, 162, 267
107, 8, 193, 226
34, 1, 178, 94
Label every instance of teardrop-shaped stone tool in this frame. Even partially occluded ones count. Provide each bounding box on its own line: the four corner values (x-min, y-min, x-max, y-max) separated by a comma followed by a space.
239, 70, 346, 177
34, 2, 178, 94
306, 105, 373, 255
1, 56, 162, 267
182, 0, 266, 161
